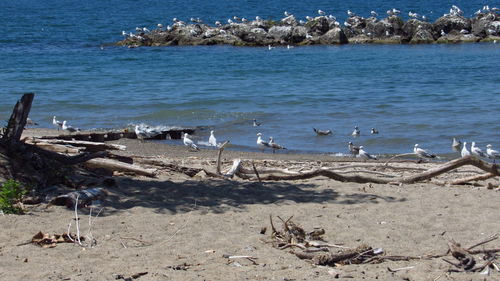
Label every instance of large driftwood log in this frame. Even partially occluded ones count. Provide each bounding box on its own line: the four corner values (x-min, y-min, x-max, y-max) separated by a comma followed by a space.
84, 158, 157, 177
2, 93, 34, 145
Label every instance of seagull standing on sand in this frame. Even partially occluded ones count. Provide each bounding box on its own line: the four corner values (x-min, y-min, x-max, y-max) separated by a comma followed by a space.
208, 130, 217, 147
461, 142, 471, 157
359, 146, 377, 160
135, 125, 149, 142
313, 128, 332, 136
348, 141, 360, 157
269, 137, 287, 154
53, 116, 63, 130
414, 144, 437, 159
452, 138, 462, 151
183, 133, 199, 151
62, 120, 79, 133
471, 142, 486, 157
256, 133, 271, 151
486, 144, 499, 163
352, 126, 360, 137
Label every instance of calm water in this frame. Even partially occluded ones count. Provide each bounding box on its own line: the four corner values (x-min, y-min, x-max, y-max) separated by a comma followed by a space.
1, 0, 499, 155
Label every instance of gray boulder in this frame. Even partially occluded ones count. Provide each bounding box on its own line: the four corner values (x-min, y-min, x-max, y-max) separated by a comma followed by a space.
305, 16, 330, 36
319, 27, 348, 44
434, 15, 471, 36
268, 26, 293, 43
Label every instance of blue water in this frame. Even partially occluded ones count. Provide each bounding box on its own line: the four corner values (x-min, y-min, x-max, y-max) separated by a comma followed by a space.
1, 0, 499, 155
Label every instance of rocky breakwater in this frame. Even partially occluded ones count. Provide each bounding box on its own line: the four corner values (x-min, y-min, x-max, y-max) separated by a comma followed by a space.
117, 6, 500, 47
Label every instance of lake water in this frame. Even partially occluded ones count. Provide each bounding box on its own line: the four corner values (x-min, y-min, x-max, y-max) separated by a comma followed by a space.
1, 0, 499, 156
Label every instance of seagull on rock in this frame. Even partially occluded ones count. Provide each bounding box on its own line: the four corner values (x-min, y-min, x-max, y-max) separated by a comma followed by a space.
183, 133, 199, 151
62, 120, 80, 133
359, 146, 377, 160
313, 127, 332, 136
348, 141, 360, 157
269, 137, 287, 153
414, 144, 437, 159
208, 130, 217, 147
471, 142, 486, 157
486, 144, 499, 163
461, 142, 471, 157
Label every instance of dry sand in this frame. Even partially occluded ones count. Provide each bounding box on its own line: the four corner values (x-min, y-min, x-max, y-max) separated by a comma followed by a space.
1, 128, 499, 280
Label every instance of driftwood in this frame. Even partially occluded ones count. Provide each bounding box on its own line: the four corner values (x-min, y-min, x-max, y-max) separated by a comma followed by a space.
84, 158, 157, 177
2, 93, 34, 145
25, 141, 83, 154
29, 138, 126, 151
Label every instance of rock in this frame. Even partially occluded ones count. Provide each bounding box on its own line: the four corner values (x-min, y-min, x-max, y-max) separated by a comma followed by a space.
403, 19, 434, 42
268, 26, 293, 43
305, 16, 330, 36
290, 26, 308, 43
319, 28, 348, 44
436, 34, 481, 43
434, 15, 471, 36
410, 25, 435, 43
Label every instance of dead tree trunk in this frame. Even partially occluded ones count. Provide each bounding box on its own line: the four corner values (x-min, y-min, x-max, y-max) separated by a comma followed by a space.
1, 93, 34, 146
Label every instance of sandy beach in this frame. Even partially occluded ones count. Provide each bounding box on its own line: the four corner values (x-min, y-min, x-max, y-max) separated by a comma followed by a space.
1, 128, 499, 281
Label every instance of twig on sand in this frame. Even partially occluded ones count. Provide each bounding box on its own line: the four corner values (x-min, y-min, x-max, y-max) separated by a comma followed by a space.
163, 200, 197, 245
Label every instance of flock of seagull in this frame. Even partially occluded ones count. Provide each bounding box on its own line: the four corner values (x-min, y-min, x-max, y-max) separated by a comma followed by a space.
48, 116, 500, 163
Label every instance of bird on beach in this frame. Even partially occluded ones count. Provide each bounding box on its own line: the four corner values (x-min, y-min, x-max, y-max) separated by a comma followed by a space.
256, 133, 271, 151
348, 141, 360, 157
26, 117, 38, 126
253, 119, 262, 127
452, 138, 462, 152
313, 127, 332, 136
62, 120, 80, 133
53, 116, 63, 130
370, 128, 379, 134
208, 130, 217, 147
269, 137, 287, 154
359, 146, 377, 160
486, 144, 499, 163
352, 126, 360, 137
414, 144, 437, 159
461, 142, 471, 157
471, 142, 486, 158
183, 133, 199, 151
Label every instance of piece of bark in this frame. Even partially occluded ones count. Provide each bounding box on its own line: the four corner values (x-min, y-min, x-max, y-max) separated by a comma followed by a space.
84, 158, 157, 177
26, 141, 82, 154
33, 138, 126, 151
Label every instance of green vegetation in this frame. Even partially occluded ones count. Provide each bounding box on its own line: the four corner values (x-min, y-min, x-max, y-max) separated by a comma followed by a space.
0, 179, 26, 214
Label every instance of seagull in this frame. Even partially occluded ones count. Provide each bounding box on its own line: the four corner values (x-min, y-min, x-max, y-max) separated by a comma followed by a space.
284, 11, 291, 17
461, 142, 471, 157
371, 11, 378, 17
486, 144, 499, 163
62, 120, 79, 133
256, 133, 271, 151
26, 117, 38, 126
318, 10, 325, 16
460, 29, 469, 35
313, 128, 332, 136
157, 23, 163, 29
306, 16, 313, 21
269, 137, 287, 153
142, 27, 150, 33
183, 133, 199, 151
452, 138, 462, 151
208, 130, 217, 147
359, 146, 377, 160
370, 128, 379, 134
347, 10, 356, 17
268, 45, 275, 50
287, 45, 294, 49
441, 29, 446, 36
348, 141, 360, 157
414, 144, 437, 159
135, 125, 149, 141
253, 119, 261, 127
352, 126, 360, 137
52, 116, 63, 130
215, 20, 222, 26
471, 142, 486, 157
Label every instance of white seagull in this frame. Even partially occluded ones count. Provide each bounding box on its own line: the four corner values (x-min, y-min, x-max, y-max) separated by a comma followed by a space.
414, 144, 437, 159
471, 142, 486, 157
53, 116, 63, 130
348, 141, 360, 156
256, 133, 271, 151
352, 126, 360, 137
183, 133, 199, 151
26, 117, 38, 126
461, 142, 471, 157
318, 10, 325, 16
371, 11, 378, 17
253, 118, 261, 126
370, 128, 379, 134
208, 130, 217, 147
452, 138, 462, 151
62, 120, 79, 133
486, 144, 499, 163
269, 137, 287, 153
359, 146, 377, 160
